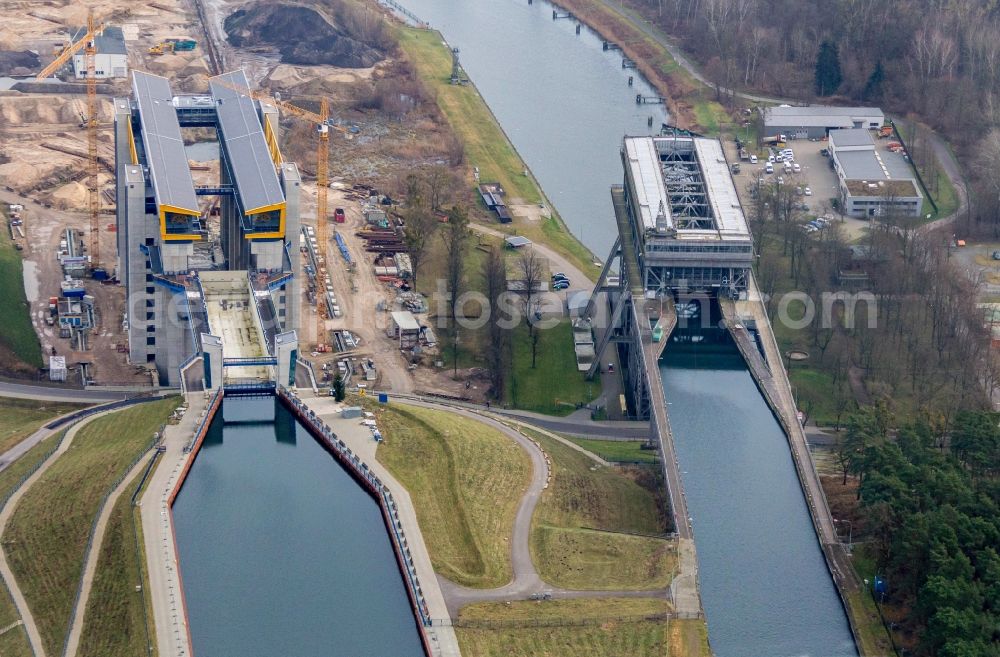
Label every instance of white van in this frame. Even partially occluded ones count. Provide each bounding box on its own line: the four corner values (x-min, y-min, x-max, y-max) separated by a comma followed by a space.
764, 162, 774, 174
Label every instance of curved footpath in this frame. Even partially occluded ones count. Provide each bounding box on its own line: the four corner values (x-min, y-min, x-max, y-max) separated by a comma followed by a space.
63, 455, 153, 657
393, 399, 672, 618
0, 408, 120, 657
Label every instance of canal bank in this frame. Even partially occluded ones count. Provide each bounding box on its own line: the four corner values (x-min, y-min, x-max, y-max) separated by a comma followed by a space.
394, 0, 669, 257
661, 308, 858, 657
144, 389, 460, 657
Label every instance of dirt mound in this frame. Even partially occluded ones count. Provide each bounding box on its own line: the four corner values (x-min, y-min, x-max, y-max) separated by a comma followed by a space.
48, 181, 89, 210
224, 4, 386, 68
0, 50, 40, 76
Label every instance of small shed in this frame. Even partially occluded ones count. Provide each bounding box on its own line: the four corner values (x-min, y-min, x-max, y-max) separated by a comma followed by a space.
504, 235, 532, 249
341, 406, 363, 419
49, 356, 67, 381
388, 311, 421, 349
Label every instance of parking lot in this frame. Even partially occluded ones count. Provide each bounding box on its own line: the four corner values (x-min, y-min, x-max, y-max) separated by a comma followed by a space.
728, 130, 926, 241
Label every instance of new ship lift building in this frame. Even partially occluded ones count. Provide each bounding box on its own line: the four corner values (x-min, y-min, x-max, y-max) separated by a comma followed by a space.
114, 70, 301, 389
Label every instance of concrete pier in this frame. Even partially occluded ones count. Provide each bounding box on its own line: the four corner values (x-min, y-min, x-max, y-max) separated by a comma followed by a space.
719, 276, 861, 598
140, 390, 212, 657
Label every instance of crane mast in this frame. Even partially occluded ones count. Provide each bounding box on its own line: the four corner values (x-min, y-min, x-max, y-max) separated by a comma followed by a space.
86, 11, 100, 271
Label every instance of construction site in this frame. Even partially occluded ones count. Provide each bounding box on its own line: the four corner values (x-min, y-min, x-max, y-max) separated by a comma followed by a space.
0, 0, 477, 393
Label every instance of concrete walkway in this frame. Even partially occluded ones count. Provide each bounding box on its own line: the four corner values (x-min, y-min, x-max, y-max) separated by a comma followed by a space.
0, 408, 118, 657
139, 391, 208, 657
297, 391, 463, 657
64, 454, 154, 657
721, 278, 859, 595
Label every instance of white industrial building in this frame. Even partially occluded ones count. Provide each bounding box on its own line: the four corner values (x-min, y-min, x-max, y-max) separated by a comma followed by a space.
763, 106, 884, 140
829, 128, 923, 218
71, 25, 127, 79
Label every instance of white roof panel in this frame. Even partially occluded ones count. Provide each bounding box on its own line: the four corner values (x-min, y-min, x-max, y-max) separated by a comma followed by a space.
132, 71, 199, 214
209, 71, 284, 212
692, 139, 750, 240
623, 137, 669, 232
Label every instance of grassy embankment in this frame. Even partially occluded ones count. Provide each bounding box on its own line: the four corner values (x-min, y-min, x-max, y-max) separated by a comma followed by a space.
894, 119, 960, 221
0, 218, 42, 372
521, 427, 673, 590
4, 397, 180, 656
0, 398, 87, 454
454, 598, 673, 657
78, 461, 159, 657
563, 435, 659, 464
0, 430, 70, 657
400, 29, 595, 412
396, 27, 598, 277
374, 403, 531, 588
550, 0, 730, 136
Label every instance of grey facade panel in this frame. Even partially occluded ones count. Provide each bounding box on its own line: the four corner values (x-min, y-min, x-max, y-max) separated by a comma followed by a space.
131, 71, 199, 214
209, 71, 284, 212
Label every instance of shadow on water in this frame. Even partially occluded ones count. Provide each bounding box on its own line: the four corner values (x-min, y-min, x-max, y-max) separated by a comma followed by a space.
173, 397, 424, 657
661, 316, 857, 657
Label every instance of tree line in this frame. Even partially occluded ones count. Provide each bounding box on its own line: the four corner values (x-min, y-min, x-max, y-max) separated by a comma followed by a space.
840, 404, 1000, 656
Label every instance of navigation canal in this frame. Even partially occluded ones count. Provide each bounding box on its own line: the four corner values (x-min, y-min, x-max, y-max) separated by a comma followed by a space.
661, 339, 857, 657
391, 1, 858, 654
172, 398, 425, 657
397, 0, 668, 254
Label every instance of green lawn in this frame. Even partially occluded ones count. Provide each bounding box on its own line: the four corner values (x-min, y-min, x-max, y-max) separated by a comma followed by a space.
506, 321, 595, 415
521, 428, 674, 590
788, 367, 856, 428
374, 404, 531, 588
4, 397, 179, 656
397, 27, 598, 276
563, 436, 660, 464
0, 429, 71, 657
455, 598, 671, 657
0, 398, 87, 455
78, 465, 154, 657
0, 222, 41, 370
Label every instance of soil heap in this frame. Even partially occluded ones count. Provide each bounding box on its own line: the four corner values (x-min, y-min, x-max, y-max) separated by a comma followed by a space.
224, 4, 385, 68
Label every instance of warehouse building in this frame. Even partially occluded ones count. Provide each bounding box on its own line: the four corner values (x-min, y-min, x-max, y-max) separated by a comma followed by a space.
829, 128, 923, 218
70, 25, 127, 79
763, 105, 884, 140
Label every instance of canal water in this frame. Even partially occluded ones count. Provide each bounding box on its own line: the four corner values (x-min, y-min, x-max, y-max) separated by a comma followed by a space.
661, 334, 857, 657
395, 0, 668, 255
387, 1, 859, 653
172, 397, 425, 657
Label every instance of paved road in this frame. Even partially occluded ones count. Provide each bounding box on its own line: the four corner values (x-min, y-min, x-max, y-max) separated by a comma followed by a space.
0, 381, 126, 403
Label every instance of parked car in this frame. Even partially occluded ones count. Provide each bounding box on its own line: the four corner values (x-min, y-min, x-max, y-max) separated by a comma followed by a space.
553, 280, 570, 291
764, 163, 774, 174
804, 187, 812, 196
792, 163, 801, 173
334, 208, 346, 223
749, 154, 758, 164
551, 272, 566, 280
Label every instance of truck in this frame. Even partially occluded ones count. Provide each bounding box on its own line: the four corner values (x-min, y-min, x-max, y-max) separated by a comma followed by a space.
762, 134, 787, 147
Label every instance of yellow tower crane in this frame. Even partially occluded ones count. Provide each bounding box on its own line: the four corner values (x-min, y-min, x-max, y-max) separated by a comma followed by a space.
37, 12, 104, 274
221, 81, 345, 348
